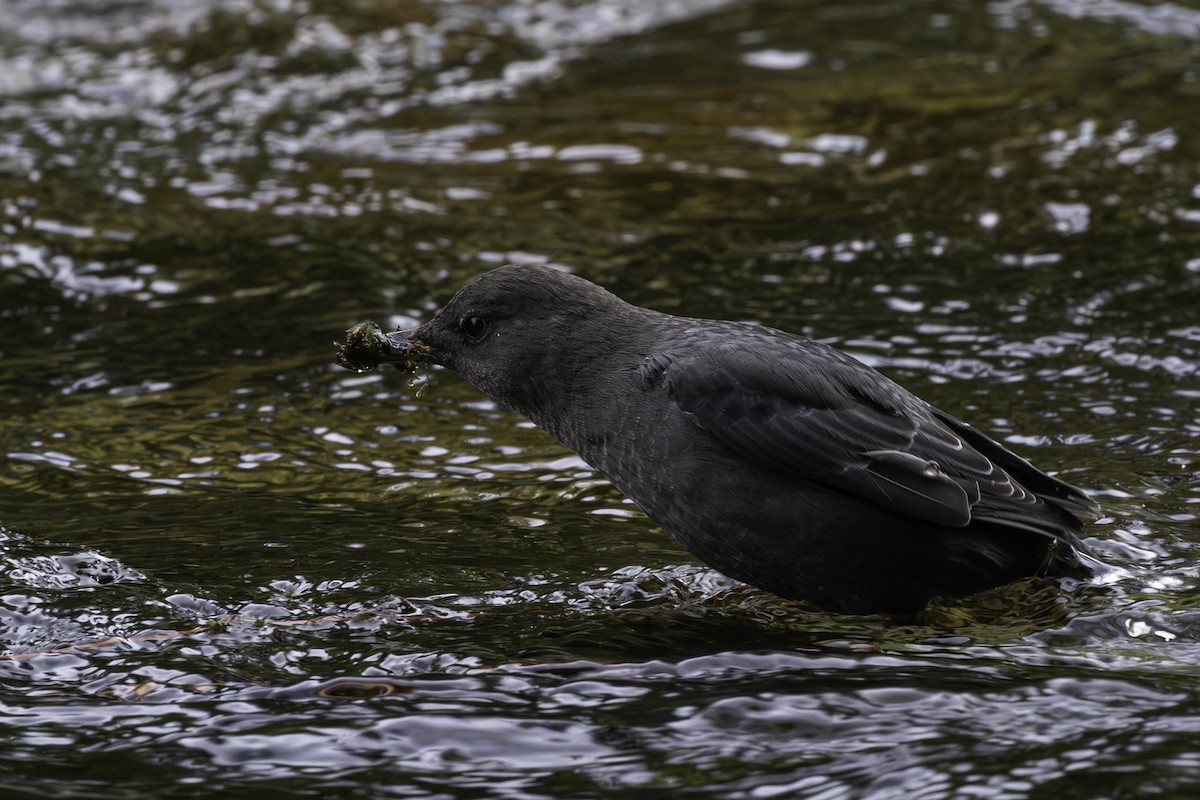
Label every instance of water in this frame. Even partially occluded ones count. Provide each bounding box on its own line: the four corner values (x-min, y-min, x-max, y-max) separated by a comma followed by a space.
2, 0, 1199, 796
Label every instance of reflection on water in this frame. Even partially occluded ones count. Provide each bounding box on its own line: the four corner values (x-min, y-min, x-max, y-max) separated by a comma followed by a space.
2, 0, 1200, 797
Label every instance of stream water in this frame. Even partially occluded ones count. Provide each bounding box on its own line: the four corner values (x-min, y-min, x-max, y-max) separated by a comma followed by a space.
2, 1, 1200, 797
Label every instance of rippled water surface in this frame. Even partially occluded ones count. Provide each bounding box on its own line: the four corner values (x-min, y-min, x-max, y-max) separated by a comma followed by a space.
3, 0, 1200, 797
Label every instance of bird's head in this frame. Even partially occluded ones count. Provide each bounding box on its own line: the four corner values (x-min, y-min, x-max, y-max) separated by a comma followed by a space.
400, 264, 632, 414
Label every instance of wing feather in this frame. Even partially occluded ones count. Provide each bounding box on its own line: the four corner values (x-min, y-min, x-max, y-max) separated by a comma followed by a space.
658, 331, 1088, 534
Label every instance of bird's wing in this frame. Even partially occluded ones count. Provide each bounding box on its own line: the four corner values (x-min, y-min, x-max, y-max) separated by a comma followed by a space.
658, 335, 1064, 530
930, 408, 1099, 521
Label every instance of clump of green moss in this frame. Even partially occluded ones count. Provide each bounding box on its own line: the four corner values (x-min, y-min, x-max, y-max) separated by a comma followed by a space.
336, 321, 430, 373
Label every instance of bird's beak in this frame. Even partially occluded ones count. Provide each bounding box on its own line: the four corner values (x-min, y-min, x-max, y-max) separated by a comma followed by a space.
383, 326, 437, 364
383, 326, 436, 366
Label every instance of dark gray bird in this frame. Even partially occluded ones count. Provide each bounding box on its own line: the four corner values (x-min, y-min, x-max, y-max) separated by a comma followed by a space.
388, 264, 1099, 614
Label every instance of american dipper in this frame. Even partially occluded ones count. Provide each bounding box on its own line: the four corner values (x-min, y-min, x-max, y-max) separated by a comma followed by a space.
374, 264, 1099, 614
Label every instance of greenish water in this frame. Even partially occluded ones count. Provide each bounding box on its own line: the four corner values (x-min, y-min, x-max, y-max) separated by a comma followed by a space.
2, 0, 1199, 797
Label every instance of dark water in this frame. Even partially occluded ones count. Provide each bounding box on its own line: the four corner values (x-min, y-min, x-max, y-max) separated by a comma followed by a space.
3, 0, 1200, 797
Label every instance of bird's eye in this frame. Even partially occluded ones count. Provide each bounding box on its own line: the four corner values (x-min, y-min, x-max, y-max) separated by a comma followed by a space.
460, 315, 488, 341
